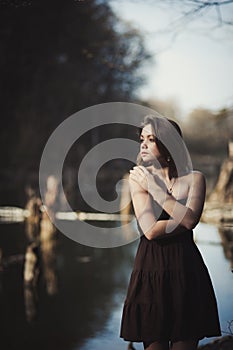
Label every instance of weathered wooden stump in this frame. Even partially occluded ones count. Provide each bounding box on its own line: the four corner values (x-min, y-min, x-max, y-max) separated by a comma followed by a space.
198, 335, 233, 349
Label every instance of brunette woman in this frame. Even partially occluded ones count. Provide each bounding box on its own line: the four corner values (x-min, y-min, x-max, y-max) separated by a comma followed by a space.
120, 114, 221, 350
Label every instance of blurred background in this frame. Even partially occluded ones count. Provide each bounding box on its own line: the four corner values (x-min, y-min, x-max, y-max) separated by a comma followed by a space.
0, 1, 233, 349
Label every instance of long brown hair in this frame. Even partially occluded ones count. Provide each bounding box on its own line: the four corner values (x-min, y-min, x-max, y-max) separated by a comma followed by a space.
136, 114, 191, 177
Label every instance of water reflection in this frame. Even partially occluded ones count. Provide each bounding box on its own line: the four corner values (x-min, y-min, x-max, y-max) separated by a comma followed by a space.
218, 225, 233, 270
40, 212, 58, 296
24, 242, 40, 322
193, 223, 233, 345
0, 220, 233, 349
23, 216, 58, 324
23, 176, 59, 323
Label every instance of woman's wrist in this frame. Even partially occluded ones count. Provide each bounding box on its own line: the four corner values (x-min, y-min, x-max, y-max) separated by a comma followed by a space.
149, 186, 169, 206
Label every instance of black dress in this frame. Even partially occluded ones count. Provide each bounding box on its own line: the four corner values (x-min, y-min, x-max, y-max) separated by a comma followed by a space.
120, 198, 221, 343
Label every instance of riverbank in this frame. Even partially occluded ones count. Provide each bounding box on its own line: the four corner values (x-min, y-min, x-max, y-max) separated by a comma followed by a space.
198, 336, 233, 349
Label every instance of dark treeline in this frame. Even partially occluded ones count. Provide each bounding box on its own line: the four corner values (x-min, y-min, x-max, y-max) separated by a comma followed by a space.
0, 0, 150, 204
183, 107, 233, 155
141, 98, 233, 159
182, 107, 233, 192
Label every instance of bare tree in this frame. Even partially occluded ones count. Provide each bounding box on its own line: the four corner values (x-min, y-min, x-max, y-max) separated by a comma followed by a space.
111, 0, 233, 48
155, 0, 233, 27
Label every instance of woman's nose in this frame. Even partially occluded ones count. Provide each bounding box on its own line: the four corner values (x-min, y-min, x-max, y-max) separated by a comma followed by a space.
141, 140, 148, 148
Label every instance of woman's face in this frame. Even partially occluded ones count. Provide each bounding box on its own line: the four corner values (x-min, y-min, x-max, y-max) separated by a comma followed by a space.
140, 123, 160, 162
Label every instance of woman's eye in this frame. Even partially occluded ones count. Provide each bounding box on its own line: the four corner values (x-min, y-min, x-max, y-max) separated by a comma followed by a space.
139, 138, 155, 143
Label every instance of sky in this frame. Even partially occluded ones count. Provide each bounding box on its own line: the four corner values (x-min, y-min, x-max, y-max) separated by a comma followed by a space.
110, 0, 233, 118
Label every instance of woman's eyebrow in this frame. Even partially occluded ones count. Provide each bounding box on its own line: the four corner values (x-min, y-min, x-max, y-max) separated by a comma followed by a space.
140, 134, 155, 138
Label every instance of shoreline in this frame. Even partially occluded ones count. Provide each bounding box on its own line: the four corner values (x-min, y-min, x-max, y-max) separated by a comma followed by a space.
198, 336, 233, 349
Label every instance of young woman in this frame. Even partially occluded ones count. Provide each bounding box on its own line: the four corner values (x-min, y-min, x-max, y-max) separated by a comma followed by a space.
120, 115, 221, 350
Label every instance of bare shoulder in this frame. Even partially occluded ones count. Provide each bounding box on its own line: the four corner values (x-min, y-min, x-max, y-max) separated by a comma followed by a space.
180, 170, 205, 180
191, 170, 205, 180
185, 170, 206, 187
128, 176, 144, 193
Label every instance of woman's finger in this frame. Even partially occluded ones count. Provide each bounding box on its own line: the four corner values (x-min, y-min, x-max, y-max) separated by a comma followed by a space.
136, 165, 150, 176
133, 166, 147, 176
130, 169, 144, 179
129, 171, 139, 180
130, 169, 147, 183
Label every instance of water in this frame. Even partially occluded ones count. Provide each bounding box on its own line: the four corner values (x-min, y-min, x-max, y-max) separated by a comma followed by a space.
193, 223, 233, 343
0, 221, 232, 350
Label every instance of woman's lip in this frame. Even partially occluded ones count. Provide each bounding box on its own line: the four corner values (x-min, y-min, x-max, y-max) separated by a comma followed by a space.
141, 152, 148, 155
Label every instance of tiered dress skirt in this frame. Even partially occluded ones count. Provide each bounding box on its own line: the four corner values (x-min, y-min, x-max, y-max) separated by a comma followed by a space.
120, 228, 221, 343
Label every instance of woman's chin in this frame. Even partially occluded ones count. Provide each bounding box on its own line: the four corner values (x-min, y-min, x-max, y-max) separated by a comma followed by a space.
142, 160, 154, 166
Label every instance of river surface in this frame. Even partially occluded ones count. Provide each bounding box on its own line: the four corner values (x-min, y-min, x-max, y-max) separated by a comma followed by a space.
0, 221, 232, 350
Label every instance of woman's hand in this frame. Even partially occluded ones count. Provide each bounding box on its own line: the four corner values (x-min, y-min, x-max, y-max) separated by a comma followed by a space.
129, 165, 165, 194
129, 165, 151, 191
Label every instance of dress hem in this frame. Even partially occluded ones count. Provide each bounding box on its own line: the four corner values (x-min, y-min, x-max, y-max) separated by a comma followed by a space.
120, 332, 222, 343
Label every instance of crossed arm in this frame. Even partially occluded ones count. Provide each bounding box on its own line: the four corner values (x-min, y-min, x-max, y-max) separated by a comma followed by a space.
129, 167, 206, 240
